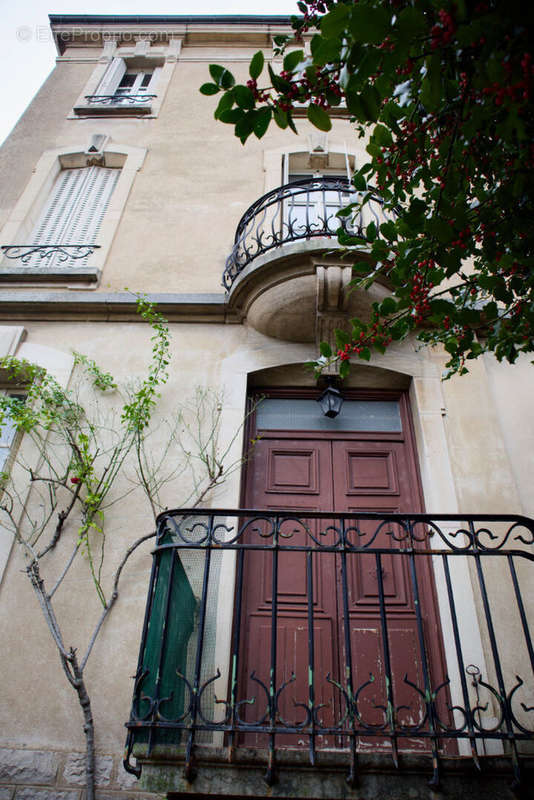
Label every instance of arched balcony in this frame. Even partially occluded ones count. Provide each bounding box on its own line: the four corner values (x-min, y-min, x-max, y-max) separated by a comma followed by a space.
223, 176, 395, 342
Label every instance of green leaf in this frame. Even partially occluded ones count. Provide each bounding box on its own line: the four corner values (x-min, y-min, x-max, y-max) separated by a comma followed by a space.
310, 36, 342, 66
320, 3, 351, 38
214, 91, 234, 119
200, 83, 220, 96
249, 50, 264, 80
380, 297, 397, 315
359, 347, 371, 361
253, 107, 272, 139
397, 6, 426, 36
209, 64, 226, 82
339, 360, 350, 379
420, 55, 441, 112
320, 341, 332, 358
335, 329, 351, 349
379, 220, 397, 241
233, 84, 255, 110
235, 111, 256, 144
218, 108, 244, 125
209, 64, 235, 89
273, 106, 289, 129
353, 173, 367, 191
360, 85, 380, 122
373, 125, 393, 147
350, 5, 390, 43
283, 49, 305, 73
307, 103, 332, 132
366, 221, 377, 242
345, 90, 365, 120
268, 64, 291, 93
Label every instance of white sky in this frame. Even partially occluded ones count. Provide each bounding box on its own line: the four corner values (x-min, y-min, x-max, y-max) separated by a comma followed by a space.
1, 0, 298, 145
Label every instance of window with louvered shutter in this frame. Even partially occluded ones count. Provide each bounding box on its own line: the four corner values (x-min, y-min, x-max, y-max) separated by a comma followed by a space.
95, 58, 160, 105
25, 166, 120, 269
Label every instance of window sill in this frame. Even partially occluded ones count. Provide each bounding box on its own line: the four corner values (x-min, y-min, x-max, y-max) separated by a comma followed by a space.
73, 102, 154, 116
0, 267, 100, 285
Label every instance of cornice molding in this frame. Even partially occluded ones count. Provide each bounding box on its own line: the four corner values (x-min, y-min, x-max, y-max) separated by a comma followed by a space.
0, 291, 240, 324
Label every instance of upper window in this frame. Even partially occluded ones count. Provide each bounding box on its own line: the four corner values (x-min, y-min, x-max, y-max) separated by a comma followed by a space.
70, 39, 181, 119
82, 58, 161, 111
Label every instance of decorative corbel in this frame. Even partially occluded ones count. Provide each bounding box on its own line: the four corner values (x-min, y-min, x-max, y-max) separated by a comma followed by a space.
315, 263, 352, 375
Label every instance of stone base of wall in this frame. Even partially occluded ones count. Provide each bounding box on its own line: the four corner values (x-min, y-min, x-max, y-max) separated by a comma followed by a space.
0, 748, 162, 800
137, 745, 534, 800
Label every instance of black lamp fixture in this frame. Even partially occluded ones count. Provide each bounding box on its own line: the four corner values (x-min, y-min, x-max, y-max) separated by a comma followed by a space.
317, 376, 344, 418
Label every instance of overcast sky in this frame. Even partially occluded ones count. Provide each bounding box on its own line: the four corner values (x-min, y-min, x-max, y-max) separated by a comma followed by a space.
1, 0, 298, 146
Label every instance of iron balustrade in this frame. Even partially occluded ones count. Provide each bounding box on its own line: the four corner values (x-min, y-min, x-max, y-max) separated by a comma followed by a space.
83, 94, 157, 105
1, 244, 100, 265
124, 509, 534, 791
222, 177, 394, 290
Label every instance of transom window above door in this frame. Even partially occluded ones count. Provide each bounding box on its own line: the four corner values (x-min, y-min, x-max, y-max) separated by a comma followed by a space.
255, 398, 402, 433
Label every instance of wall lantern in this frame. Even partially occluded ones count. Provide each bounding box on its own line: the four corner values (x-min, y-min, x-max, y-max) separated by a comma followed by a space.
317, 377, 344, 418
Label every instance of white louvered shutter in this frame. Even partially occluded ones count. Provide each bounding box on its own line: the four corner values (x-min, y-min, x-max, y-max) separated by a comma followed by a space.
66, 167, 120, 248
26, 166, 120, 269
97, 57, 127, 97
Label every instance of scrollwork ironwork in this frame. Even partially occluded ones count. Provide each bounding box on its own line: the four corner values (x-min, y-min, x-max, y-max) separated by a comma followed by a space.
1, 244, 100, 264
125, 507, 534, 792
222, 177, 395, 290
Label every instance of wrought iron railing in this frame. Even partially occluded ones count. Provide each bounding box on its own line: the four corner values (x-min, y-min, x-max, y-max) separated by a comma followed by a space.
222, 177, 394, 290
125, 510, 534, 791
1, 244, 100, 265
83, 94, 156, 105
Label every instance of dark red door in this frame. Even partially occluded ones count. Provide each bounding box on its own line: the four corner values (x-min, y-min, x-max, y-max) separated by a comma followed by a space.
237, 394, 449, 749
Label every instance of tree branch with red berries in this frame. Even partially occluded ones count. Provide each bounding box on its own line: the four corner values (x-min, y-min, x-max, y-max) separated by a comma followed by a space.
201, 0, 534, 378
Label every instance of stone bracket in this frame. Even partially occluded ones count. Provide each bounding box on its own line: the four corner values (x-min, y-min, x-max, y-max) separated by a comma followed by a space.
316, 264, 352, 374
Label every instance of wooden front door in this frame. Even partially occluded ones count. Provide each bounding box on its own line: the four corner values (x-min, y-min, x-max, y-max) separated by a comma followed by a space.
237, 392, 448, 749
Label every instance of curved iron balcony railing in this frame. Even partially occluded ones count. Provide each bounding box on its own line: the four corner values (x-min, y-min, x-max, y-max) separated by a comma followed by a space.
222, 177, 394, 291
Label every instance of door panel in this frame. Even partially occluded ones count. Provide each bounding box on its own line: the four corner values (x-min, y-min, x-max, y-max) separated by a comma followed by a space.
238, 439, 339, 746
240, 398, 450, 751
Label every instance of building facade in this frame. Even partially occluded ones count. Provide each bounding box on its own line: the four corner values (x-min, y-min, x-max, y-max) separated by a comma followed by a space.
0, 14, 533, 800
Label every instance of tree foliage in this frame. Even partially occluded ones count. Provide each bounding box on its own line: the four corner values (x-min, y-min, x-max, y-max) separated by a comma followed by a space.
201, 0, 534, 378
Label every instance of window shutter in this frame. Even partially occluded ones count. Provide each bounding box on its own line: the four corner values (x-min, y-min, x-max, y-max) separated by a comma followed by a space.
143, 67, 161, 95
66, 167, 120, 248
97, 57, 126, 96
26, 166, 120, 269
282, 153, 289, 185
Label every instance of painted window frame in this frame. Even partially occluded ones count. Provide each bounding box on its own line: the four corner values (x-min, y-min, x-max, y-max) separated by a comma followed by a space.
71, 39, 181, 118
0, 143, 146, 286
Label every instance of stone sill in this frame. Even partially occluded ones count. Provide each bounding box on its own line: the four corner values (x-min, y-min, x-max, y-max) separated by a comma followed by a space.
135, 744, 534, 800
0, 267, 100, 285
73, 103, 153, 116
